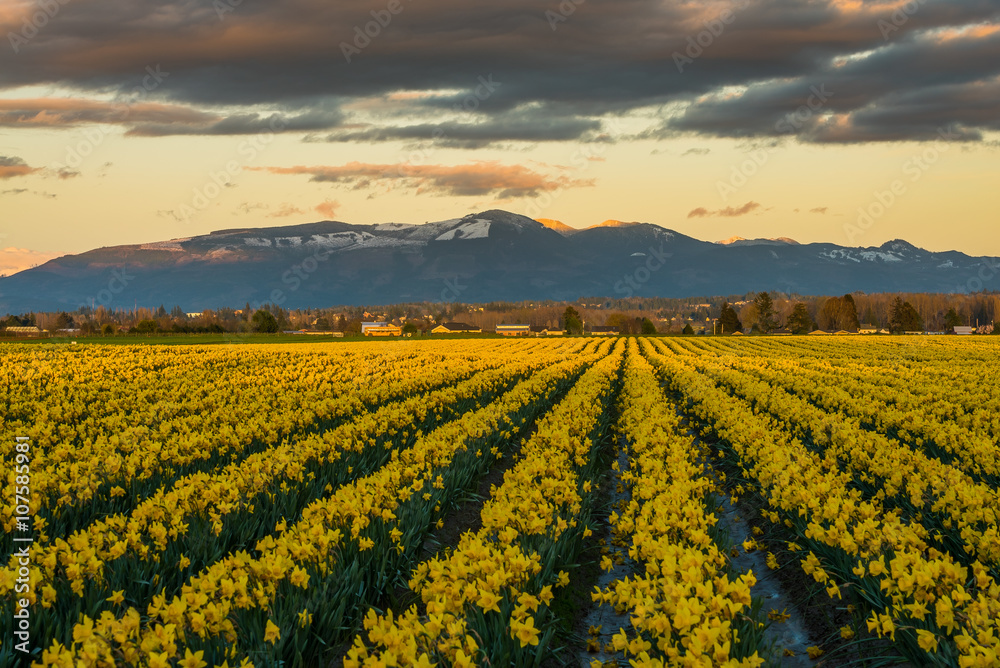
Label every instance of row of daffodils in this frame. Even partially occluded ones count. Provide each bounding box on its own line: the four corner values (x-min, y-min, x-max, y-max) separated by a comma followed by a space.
5, 335, 1000, 667
645, 338, 1000, 666
35, 339, 607, 666
346, 339, 623, 667
2, 340, 532, 533
591, 340, 765, 667
3, 339, 586, 652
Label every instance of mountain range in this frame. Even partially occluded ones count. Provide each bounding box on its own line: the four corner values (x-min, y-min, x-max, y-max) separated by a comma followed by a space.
1, 210, 994, 313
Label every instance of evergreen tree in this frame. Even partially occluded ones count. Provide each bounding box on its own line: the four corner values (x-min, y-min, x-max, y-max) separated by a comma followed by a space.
890, 297, 923, 333
640, 318, 657, 335
786, 303, 814, 334
840, 294, 860, 330
682, 323, 695, 335
718, 302, 743, 334
944, 308, 963, 332
889, 297, 906, 333
562, 306, 583, 335
251, 309, 279, 333
753, 292, 778, 332
54, 312, 74, 329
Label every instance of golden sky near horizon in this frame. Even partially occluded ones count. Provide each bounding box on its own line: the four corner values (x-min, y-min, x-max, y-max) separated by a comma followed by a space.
2, 0, 999, 273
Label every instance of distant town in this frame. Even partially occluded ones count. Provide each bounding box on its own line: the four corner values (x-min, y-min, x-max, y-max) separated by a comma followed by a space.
3, 290, 998, 339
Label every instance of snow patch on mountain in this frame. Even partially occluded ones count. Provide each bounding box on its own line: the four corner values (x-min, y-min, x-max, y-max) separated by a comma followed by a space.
371, 223, 415, 231
305, 231, 374, 248
859, 251, 903, 263
435, 220, 491, 241
140, 238, 190, 251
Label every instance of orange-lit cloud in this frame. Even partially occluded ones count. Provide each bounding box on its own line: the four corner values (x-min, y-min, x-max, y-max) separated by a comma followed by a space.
0, 99, 218, 129
267, 203, 306, 218
315, 199, 340, 219
688, 201, 762, 218
0, 98, 342, 136
0, 156, 40, 179
249, 161, 595, 198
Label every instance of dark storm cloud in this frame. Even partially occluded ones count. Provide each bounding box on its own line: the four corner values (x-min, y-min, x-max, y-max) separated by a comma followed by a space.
666, 23, 1000, 143
1, 0, 998, 143
315, 107, 603, 148
0, 99, 344, 136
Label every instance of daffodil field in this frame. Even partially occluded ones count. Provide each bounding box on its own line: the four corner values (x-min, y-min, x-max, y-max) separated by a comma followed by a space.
2, 336, 999, 667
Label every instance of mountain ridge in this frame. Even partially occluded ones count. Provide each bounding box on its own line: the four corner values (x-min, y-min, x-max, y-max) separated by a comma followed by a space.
1, 210, 993, 313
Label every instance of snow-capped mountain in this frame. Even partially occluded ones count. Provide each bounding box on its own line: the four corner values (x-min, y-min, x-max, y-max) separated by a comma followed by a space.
1, 210, 994, 312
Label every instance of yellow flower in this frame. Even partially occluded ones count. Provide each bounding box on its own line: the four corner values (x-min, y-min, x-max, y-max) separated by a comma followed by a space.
511, 617, 540, 647
265, 619, 281, 644
807, 646, 823, 659
148, 653, 171, 668
840, 626, 855, 640
179, 649, 208, 668
916, 629, 938, 653
412, 654, 436, 668
477, 591, 501, 614
105, 590, 125, 605
289, 567, 309, 589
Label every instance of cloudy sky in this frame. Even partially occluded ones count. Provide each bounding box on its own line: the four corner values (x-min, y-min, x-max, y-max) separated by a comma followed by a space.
1, 0, 998, 272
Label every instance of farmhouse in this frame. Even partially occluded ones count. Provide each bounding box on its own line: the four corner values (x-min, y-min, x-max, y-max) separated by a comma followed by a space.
859, 323, 878, 334
496, 324, 530, 336
432, 322, 481, 334
953, 326, 974, 335
590, 326, 619, 336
